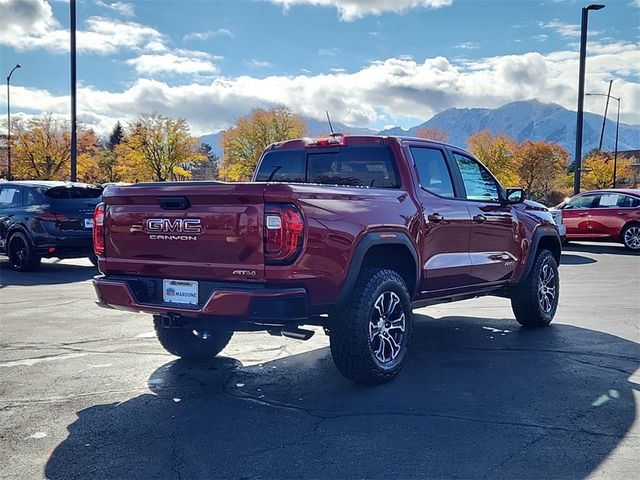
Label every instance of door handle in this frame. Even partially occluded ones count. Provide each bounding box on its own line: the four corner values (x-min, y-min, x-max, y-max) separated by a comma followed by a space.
577, 212, 589, 217
473, 214, 486, 223
427, 213, 444, 223
617, 212, 627, 215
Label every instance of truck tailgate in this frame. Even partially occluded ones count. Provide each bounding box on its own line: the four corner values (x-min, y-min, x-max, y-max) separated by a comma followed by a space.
102, 183, 266, 282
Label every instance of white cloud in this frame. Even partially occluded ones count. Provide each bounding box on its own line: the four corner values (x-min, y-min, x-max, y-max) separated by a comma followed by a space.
183, 29, 234, 42
96, 1, 135, 18
245, 59, 275, 69
269, 0, 453, 21
454, 42, 479, 50
126, 50, 220, 75
7, 42, 640, 136
0, 0, 164, 54
318, 47, 341, 56
539, 19, 601, 38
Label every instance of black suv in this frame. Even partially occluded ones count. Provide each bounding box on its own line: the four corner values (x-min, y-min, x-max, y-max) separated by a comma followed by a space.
0, 181, 103, 271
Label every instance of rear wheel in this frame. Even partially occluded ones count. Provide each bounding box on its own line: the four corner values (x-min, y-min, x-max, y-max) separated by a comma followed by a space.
7, 232, 41, 272
511, 249, 559, 327
329, 268, 413, 384
621, 224, 640, 251
153, 316, 233, 361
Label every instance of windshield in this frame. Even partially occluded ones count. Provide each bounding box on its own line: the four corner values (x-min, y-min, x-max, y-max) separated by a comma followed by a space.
254, 145, 400, 188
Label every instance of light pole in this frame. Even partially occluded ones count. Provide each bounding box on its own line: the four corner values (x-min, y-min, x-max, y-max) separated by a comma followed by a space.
6, 64, 21, 181
587, 92, 621, 187
70, 0, 77, 182
573, 3, 605, 195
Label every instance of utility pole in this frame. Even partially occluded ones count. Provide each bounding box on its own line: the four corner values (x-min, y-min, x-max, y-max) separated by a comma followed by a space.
6, 64, 21, 181
597, 79, 612, 150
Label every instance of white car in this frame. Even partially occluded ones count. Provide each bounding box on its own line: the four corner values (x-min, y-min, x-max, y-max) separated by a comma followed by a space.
549, 208, 567, 239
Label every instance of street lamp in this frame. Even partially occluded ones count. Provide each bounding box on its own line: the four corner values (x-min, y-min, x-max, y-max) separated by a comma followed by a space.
586, 92, 621, 187
6, 64, 21, 181
573, 3, 605, 195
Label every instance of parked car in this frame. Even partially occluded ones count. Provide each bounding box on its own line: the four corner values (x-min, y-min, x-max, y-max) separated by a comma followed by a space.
0, 181, 103, 271
555, 189, 640, 251
93, 135, 561, 384
548, 208, 567, 241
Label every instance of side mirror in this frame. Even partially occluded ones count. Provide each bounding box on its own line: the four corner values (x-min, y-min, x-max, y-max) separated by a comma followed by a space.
505, 188, 525, 204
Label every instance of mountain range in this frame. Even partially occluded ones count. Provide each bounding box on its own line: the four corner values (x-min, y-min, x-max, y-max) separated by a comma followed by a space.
200, 100, 639, 160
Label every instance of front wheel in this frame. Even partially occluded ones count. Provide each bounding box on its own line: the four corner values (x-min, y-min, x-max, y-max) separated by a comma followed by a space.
511, 249, 559, 327
329, 268, 413, 384
621, 224, 640, 251
153, 316, 233, 361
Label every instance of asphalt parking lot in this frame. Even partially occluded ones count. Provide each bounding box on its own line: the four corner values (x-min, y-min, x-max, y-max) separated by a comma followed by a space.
1, 242, 639, 479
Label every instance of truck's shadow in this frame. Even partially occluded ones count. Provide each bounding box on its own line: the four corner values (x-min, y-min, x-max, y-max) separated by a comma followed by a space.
46, 315, 639, 479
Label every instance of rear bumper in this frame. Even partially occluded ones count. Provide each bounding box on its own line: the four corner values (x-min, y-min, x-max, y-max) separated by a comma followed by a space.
93, 275, 309, 323
33, 235, 93, 258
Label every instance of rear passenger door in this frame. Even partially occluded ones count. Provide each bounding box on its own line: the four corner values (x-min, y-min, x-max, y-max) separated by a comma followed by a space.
589, 193, 640, 239
450, 151, 519, 285
408, 145, 474, 295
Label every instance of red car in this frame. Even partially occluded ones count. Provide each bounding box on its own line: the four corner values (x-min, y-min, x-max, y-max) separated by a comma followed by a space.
557, 189, 640, 251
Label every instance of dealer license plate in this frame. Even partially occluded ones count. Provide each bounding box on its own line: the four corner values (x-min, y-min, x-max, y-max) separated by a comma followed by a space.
163, 279, 199, 305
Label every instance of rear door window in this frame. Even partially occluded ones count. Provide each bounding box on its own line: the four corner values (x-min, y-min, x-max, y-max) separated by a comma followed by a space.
410, 147, 455, 198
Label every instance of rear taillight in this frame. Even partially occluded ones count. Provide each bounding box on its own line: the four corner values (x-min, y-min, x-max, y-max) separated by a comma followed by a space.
93, 203, 105, 256
36, 212, 68, 222
264, 203, 304, 265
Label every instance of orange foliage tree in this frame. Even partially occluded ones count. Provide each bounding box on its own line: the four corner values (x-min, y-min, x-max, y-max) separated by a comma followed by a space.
415, 127, 449, 143
220, 106, 307, 181
466, 130, 519, 187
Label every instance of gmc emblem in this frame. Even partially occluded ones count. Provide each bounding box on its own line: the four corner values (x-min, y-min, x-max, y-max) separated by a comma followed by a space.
145, 218, 203, 241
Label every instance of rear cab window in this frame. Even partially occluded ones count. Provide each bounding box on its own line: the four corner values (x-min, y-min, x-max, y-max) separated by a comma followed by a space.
255, 145, 400, 188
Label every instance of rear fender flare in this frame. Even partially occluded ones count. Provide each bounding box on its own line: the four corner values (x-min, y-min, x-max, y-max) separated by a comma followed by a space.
335, 231, 420, 307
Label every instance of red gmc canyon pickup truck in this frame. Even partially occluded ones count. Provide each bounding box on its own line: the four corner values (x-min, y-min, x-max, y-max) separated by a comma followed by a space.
93, 135, 561, 384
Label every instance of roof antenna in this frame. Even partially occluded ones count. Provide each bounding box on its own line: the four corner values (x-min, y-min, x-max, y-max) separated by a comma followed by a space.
325, 110, 337, 137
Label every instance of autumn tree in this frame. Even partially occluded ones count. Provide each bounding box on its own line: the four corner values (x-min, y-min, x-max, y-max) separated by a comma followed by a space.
12, 114, 101, 181
582, 151, 633, 190
117, 114, 205, 182
515, 141, 569, 203
416, 127, 449, 143
466, 131, 519, 186
220, 106, 307, 181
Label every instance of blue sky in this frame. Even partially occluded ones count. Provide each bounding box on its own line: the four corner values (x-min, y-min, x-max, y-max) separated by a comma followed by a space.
1, 0, 639, 136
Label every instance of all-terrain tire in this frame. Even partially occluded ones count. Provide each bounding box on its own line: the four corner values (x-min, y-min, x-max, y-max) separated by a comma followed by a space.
7, 232, 41, 272
329, 268, 413, 384
511, 249, 559, 327
153, 317, 233, 361
621, 224, 640, 251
